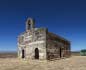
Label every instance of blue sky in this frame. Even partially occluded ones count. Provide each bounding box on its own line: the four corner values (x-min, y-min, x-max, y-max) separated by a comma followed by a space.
0, 0, 86, 51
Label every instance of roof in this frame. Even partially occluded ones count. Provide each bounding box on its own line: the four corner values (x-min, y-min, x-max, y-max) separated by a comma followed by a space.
48, 32, 70, 45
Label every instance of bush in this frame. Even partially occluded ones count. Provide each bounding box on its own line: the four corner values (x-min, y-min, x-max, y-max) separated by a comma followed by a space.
80, 49, 86, 56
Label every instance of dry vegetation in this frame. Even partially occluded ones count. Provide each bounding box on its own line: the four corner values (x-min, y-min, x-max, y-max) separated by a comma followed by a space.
0, 52, 17, 58
0, 56, 86, 70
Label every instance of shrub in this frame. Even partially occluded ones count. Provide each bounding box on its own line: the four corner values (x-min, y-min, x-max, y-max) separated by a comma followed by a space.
80, 49, 86, 56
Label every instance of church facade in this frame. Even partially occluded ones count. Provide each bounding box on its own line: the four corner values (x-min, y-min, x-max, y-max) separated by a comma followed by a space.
17, 18, 71, 60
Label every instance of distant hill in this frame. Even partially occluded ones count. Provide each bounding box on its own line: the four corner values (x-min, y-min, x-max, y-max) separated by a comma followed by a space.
0, 52, 17, 58
71, 51, 80, 56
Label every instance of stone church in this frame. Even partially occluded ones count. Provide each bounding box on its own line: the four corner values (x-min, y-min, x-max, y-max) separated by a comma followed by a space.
17, 18, 71, 60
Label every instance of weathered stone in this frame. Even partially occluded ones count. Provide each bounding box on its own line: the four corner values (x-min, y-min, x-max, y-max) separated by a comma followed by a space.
17, 18, 71, 60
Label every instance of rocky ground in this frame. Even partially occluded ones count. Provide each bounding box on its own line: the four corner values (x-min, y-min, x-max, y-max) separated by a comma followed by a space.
0, 56, 86, 70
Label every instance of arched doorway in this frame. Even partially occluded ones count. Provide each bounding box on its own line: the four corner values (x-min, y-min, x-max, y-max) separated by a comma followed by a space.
35, 48, 39, 59
22, 49, 25, 58
59, 48, 62, 58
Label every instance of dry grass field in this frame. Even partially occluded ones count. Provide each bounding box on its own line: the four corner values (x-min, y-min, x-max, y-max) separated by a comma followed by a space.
0, 56, 86, 70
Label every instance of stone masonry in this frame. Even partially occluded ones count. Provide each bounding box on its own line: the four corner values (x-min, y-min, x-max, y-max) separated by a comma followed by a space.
17, 18, 71, 60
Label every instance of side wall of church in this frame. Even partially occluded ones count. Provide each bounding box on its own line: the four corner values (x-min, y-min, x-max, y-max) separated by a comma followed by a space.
46, 32, 71, 60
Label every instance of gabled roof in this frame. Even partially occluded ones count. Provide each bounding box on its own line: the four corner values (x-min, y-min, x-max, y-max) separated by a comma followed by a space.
47, 32, 70, 45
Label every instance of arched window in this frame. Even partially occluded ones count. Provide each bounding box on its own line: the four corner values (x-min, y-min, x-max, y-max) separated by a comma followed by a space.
22, 49, 25, 58
34, 48, 39, 59
26, 18, 35, 31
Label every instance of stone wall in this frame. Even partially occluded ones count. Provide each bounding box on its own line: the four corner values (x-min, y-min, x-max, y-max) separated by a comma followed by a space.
46, 32, 71, 60
17, 18, 71, 60
18, 28, 47, 60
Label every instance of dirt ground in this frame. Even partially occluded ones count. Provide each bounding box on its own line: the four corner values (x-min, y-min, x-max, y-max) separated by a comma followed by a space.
0, 56, 86, 70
